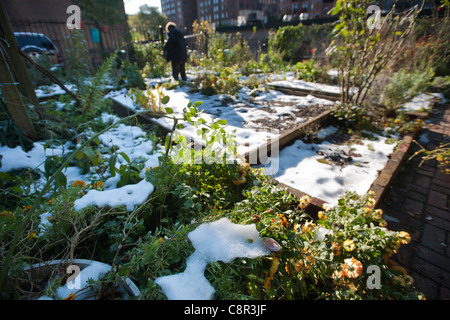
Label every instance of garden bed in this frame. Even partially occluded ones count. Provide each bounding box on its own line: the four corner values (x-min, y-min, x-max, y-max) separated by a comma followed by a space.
108, 84, 335, 156
107, 82, 441, 212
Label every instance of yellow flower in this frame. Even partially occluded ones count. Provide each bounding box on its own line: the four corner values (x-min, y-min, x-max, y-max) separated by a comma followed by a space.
366, 197, 376, 206
93, 181, 104, 190
269, 257, 280, 275
27, 232, 37, 241
72, 180, 87, 189
47, 198, 54, 205
362, 207, 372, 218
374, 209, 383, 219
22, 205, 33, 212
379, 219, 388, 227
397, 231, 411, 244
264, 257, 279, 290
343, 239, 356, 252
1, 211, 15, 220
317, 211, 327, 220
0, 211, 10, 217
298, 194, 311, 209
301, 221, 316, 234
341, 257, 363, 279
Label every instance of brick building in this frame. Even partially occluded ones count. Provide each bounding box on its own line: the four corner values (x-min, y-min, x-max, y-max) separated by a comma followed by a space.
161, 0, 339, 31
279, 0, 335, 20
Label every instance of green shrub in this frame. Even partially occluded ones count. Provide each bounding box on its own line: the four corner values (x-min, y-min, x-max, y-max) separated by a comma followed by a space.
380, 68, 434, 113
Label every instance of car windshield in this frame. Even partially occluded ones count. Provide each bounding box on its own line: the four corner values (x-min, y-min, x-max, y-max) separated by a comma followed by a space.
15, 34, 55, 51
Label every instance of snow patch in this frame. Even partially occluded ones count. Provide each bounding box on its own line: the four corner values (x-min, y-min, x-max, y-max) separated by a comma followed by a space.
155, 218, 270, 300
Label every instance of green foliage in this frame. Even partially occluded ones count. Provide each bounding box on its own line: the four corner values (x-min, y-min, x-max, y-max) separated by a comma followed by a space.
114, 60, 146, 89
193, 66, 242, 96
294, 59, 327, 82
327, 0, 421, 109
64, 30, 92, 90
269, 23, 334, 64
380, 68, 434, 112
128, 5, 167, 42
73, 0, 126, 26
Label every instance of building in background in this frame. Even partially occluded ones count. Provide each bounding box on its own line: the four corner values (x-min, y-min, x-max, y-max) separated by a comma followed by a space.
279, 0, 335, 21
160, 0, 198, 32
161, 0, 340, 30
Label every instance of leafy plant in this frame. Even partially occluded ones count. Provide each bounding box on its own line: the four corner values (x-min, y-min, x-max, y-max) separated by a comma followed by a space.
294, 59, 325, 82
380, 68, 434, 114
327, 0, 422, 109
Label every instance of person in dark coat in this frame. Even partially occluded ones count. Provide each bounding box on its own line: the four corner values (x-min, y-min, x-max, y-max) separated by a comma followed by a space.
164, 22, 188, 81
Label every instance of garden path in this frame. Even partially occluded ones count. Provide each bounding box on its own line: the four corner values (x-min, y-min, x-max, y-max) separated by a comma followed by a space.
379, 102, 450, 300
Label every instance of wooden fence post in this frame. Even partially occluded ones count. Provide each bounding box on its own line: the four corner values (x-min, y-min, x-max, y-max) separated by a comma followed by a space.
0, 51, 38, 140
0, 2, 38, 140
0, 1, 40, 108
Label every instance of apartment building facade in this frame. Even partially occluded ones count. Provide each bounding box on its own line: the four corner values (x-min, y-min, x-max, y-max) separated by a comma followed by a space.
160, 0, 198, 32
161, 0, 336, 30
279, 0, 335, 20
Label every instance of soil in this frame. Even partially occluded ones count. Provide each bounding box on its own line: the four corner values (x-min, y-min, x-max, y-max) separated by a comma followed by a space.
243, 100, 330, 134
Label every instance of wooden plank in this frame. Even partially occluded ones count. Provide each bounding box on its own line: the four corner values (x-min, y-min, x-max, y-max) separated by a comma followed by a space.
244, 109, 331, 164
269, 84, 342, 101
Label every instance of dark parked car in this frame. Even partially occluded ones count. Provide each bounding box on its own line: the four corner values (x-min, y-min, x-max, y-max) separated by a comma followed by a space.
14, 32, 63, 66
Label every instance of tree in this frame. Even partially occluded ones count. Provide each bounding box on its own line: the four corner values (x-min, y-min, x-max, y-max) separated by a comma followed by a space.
327, 0, 422, 115
128, 5, 167, 42
73, 0, 126, 26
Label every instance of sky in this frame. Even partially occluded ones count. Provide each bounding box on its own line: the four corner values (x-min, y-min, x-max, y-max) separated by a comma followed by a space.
123, 0, 162, 15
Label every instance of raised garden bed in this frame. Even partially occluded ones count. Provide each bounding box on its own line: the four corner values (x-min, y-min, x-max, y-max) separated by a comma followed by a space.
107, 83, 442, 215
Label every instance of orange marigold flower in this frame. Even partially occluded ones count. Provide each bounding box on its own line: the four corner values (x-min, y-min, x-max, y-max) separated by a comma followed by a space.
341, 257, 363, 279
0, 210, 10, 217
332, 242, 341, 256
276, 214, 289, 228
27, 232, 37, 241
72, 180, 87, 188
93, 181, 104, 190
332, 270, 346, 285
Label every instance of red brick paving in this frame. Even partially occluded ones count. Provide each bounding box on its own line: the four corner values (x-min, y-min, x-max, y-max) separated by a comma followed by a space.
379, 102, 450, 300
